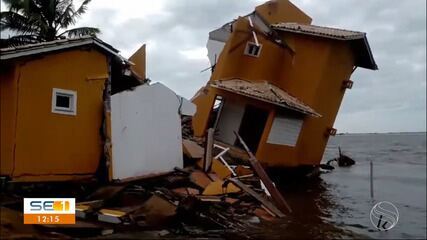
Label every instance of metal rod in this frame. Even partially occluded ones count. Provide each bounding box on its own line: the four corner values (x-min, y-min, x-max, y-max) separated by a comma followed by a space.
370, 160, 374, 199
247, 16, 259, 46
213, 145, 237, 177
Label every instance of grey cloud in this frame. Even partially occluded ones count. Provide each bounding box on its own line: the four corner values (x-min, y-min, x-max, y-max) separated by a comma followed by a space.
2, 0, 425, 133
292, 0, 425, 132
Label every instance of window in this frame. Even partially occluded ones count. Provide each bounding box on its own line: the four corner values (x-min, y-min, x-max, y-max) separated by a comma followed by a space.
244, 42, 262, 57
267, 112, 304, 147
52, 88, 77, 115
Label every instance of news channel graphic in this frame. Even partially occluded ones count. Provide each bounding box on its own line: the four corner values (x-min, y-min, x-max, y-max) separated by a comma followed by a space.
23, 198, 75, 224
370, 201, 399, 231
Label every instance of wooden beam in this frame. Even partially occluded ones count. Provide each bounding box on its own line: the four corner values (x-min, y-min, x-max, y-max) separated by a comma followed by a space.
234, 131, 292, 214
228, 178, 285, 218
204, 128, 214, 172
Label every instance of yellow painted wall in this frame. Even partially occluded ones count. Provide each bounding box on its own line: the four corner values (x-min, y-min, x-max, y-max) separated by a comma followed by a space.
211, 19, 288, 84
192, 87, 216, 137
193, 15, 356, 167
255, 0, 312, 25
129, 44, 146, 81
0, 49, 109, 181
295, 40, 354, 165
0, 64, 19, 176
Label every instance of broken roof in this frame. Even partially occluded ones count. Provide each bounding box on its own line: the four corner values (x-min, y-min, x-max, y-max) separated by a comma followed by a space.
211, 79, 321, 117
271, 23, 378, 70
0, 36, 130, 64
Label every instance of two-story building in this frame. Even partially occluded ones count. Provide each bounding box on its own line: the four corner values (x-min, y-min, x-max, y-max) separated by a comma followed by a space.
192, 0, 377, 169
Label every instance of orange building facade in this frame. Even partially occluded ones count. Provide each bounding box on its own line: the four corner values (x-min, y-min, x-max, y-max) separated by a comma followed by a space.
192, 0, 377, 168
0, 37, 144, 182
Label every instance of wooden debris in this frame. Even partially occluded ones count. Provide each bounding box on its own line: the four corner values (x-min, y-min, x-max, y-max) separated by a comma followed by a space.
207, 172, 221, 181
131, 195, 177, 226
76, 200, 104, 219
228, 178, 285, 218
98, 208, 128, 224
202, 180, 241, 196
211, 158, 232, 179
204, 128, 214, 172
1, 140, 290, 239
172, 187, 200, 196
254, 208, 276, 222
235, 165, 253, 176
196, 158, 204, 169
97, 203, 146, 224
225, 197, 239, 204
76, 205, 90, 219
183, 139, 204, 159
234, 131, 292, 214
195, 195, 223, 202
190, 170, 212, 189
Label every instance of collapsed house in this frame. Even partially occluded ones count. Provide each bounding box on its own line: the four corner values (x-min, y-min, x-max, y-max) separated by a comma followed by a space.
0, 36, 195, 182
192, 0, 377, 169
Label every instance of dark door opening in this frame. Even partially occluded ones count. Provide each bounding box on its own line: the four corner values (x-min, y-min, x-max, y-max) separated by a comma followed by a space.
235, 105, 269, 153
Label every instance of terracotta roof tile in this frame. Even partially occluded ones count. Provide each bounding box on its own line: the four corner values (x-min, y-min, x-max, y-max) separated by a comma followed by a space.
211, 79, 321, 117
271, 23, 365, 40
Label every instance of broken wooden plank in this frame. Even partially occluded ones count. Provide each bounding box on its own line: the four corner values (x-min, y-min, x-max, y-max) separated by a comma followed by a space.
204, 128, 214, 172
225, 197, 239, 204
76, 205, 90, 219
207, 172, 221, 181
98, 208, 128, 224
195, 195, 223, 202
211, 158, 232, 179
228, 178, 285, 218
76, 200, 104, 219
172, 187, 200, 196
183, 139, 204, 159
202, 180, 241, 196
131, 195, 177, 226
235, 165, 253, 176
190, 170, 212, 189
254, 208, 276, 222
97, 203, 146, 224
234, 131, 292, 214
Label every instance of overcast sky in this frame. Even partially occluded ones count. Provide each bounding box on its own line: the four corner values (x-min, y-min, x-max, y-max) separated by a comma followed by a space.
1, 0, 426, 133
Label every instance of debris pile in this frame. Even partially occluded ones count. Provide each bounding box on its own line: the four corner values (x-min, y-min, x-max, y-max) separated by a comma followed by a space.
1, 130, 291, 239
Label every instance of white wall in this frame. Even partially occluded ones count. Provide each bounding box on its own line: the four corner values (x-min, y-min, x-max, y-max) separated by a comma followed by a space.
111, 83, 195, 180
207, 39, 226, 67
215, 99, 245, 145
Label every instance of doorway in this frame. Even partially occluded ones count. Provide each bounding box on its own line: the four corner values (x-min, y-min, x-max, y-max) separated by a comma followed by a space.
235, 105, 269, 153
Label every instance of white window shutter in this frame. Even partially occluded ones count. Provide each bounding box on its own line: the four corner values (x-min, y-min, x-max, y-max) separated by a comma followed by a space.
267, 114, 304, 147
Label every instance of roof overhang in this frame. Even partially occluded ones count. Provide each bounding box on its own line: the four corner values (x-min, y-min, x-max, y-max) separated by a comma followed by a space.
210, 79, 321, 117
271, 23, 378, 70
0, 37, 131, 64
